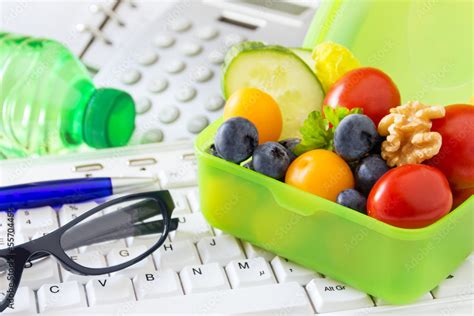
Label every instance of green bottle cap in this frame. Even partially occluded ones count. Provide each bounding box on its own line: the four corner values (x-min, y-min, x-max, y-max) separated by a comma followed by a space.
83, 88, 136, 149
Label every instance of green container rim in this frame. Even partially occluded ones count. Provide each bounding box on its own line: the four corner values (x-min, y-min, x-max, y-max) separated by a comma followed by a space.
195, 118, 474, 241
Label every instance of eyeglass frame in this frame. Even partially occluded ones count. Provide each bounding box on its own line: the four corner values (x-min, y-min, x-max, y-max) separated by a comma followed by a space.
0, 190, 177, 312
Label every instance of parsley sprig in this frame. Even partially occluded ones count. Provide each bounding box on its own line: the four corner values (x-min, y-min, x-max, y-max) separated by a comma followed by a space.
293, 106, 363, 156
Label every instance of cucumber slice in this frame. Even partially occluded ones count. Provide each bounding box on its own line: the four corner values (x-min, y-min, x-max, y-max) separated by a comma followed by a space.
290, 48, 316, 71
222, 42, 324, 139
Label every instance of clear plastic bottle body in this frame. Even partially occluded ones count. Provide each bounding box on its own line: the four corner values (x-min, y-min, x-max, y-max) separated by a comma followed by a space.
0, 33, 95, 158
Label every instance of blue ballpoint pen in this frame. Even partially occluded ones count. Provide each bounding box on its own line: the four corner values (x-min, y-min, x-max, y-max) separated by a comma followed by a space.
0, 177, 157, 210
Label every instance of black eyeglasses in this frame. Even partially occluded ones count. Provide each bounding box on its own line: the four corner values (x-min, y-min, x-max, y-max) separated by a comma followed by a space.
0, 190, 178, 312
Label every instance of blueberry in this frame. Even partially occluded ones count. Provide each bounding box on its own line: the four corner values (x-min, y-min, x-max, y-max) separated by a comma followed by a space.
334, 114, 379, 161
279, 138, 300, 162
355, 154, 390, 196
252, 142, 290, 179
336, 189, 367, 213
215, 117, 259, 163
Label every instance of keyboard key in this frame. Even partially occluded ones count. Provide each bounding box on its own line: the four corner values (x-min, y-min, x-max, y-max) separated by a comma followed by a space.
15, 206, 58, 238
226, 257, 276, 289
192, 66, 213, 82
186, 115, 209, 134
205, 95, 225, 112
306, 278, 374, 313
169, 18, 192, 32
175, 85, 197, 102
170, 213, 213, 243
159, 162, 197, 188
197, 235, 245, 266
127, 157, 157, 167
79, 238, 127, 255
432, 260, 474, 298
208, 50, 225, 64
180, 262, 230, 294
62, 251, 108, 284
242, 241, 275, 262
108, 246, 155, 277
73, 163, 103, 173
141, 129, 164, 144
120, 69, 141, 85
133, 269, 183, 300
180, 42, 202, 56
271, 256, 321, 285
165, 59, 186, 74
136, 49, 158, 66
196, 26, 219, 40
153, 240, 201, 272
158, 106, 180, 124
59, 202, 97, 226
135, 97, 152, 114
170, 191, 191, 214
78, 282, 313, 314
153, 34, 175, 48
147, 77, 168, 93
1, 286, 36, 314
126, 233, 163, 249
374, 292, 433, 306
86, 276, 135, 306
31, 230, 54, 241
21, 257, 60, 290
37, 281, 87, 313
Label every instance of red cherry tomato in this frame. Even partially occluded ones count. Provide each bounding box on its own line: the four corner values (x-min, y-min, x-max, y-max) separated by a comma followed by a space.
324, 67, 401, 125
367, 165, 452, 229
425, 104, 474, 190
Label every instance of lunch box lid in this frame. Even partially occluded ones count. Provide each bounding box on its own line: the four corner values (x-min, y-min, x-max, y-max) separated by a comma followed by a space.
303, 0, 472, 105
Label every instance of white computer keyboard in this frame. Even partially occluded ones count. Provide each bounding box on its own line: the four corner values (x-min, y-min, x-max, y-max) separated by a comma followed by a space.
0, 142, 472, 315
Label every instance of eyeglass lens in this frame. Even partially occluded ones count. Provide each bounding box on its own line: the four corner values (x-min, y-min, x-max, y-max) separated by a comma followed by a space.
59, 197, 166, 269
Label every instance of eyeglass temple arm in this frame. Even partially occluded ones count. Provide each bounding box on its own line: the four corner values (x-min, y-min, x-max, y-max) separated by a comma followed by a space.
79, 191, 175, 238
65, 217, 179, 249
62, 196, 178, 249
26, 218, 179, 263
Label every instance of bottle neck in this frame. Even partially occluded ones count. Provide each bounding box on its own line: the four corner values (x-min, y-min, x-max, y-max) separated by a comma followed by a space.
82, 88, 136, 149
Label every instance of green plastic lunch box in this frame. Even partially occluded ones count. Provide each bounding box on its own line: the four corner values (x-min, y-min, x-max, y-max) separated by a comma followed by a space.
196, 120, 473, 304
195, 0, 473, 305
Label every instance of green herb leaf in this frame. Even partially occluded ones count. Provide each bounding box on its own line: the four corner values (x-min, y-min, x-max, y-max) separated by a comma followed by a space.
293, 111, 333, 155
294, 106, 363, 156
324, 106, 363, 129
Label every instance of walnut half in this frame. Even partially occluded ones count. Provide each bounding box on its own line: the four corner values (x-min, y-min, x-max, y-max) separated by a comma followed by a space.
378, 101, 445, 167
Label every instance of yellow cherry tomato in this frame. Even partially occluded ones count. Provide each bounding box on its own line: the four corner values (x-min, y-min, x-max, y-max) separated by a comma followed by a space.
224, 87, 282, 143
285, 149, 354, 202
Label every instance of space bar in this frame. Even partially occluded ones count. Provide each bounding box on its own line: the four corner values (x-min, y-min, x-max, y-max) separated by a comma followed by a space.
44, 282, 314, 315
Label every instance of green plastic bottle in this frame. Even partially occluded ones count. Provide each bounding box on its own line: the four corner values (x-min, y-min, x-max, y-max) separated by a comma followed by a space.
0, 33, 136, 159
